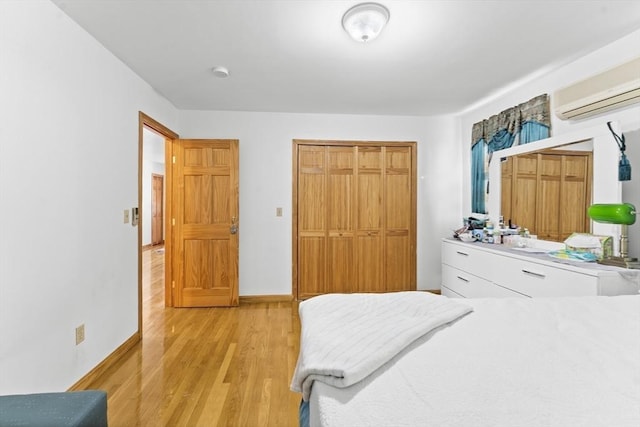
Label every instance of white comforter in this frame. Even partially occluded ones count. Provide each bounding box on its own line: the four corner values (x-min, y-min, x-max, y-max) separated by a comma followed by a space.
290, 292, 473, 401
300, 294, 640, 427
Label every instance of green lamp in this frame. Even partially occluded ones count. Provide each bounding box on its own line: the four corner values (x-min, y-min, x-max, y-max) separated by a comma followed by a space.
587, 203, 638, 268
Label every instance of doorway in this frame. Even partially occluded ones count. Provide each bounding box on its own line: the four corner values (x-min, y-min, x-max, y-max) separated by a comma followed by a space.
138, 112, 178, 336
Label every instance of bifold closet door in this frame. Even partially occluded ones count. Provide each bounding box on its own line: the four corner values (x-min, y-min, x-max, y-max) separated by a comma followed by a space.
504, 151, 591, 242
384, 147, 413, 291
356, 147, 383, 292
297, 146, 357, 295
295, 142, 416, 299
297, 146, 328, 295
327, 147, 356, 293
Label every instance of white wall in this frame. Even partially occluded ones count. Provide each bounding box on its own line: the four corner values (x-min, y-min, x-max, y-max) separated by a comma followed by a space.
178, 111, 462, 296
0, 0, 178, 393
459, 28, 640, 257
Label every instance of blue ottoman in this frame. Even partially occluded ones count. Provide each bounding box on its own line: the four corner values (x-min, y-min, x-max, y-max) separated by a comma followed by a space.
0, 390, 107, 427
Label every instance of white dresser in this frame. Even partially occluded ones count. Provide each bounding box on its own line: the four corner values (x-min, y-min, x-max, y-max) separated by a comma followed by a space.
441, 238, 640, 298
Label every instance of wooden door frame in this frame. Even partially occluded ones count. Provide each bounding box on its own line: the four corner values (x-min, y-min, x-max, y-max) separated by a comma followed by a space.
291, 139, 417, 300
151, 173, 164, 245
138, 112, 179, 336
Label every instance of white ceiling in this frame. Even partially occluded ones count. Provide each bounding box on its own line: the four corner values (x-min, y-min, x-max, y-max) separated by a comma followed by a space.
52, 0, 640, 116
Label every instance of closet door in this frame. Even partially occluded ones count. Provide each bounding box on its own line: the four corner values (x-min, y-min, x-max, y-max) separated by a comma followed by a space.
297, 146, 327, 295
294, 141, 416, 299
356, 147, 383, 292
327, 147, 356, 293
384, 147, 414, 291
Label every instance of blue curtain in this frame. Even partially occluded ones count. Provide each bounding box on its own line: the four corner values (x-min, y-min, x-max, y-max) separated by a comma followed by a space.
519, 120, 550, 144
471, 139, 487, 214
487, 128, 516, 153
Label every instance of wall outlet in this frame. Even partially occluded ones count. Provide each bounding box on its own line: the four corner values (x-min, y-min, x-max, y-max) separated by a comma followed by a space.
75, 324, 85, 345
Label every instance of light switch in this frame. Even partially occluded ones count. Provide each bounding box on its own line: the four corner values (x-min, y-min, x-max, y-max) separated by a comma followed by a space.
123, 209, 130, 224
276, 207, 283, 217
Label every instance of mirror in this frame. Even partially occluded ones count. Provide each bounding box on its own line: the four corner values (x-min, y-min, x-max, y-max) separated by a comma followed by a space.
499, 140, 593, 242
487, 122, 623, 249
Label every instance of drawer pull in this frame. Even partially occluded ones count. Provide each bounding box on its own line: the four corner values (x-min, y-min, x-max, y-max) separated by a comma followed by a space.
456, 251, 469, 256
522, 269, 546, 279
456, 275, 470, 283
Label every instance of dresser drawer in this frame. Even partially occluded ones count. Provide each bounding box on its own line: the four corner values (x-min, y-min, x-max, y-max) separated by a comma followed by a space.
496, 258, 598, 297
442, 241, 498, 283
442, 264, 527, 298
441, 285, 464, 298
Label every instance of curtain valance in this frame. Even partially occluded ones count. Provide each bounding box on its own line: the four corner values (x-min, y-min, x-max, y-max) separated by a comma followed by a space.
471, 94, 550, 149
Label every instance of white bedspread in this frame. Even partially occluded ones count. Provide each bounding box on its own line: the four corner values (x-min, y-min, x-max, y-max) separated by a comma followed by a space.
306, 295, 640, 427
290, 292, 473, 401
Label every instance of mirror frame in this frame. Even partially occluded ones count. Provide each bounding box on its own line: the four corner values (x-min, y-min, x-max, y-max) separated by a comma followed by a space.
487, 122, 623, 250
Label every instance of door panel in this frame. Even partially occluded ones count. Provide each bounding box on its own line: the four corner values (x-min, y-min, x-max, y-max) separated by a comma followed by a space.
385, 174, 410, 229
358, 147, 382, 230
298, 146, 327, 296
327, 147, 354, 294
328, 235, 354, 293
385, 232, 410, 291
357, 232, 382, 292
173, 139, 238, 307
299, 236, 326, 295
384, 147, 412, 291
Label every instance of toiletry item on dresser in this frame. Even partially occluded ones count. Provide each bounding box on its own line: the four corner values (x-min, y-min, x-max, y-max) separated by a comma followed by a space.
484, 221, 494, 244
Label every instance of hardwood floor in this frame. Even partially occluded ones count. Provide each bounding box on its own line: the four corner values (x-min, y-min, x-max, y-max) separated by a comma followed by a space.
82, 247, 301, 426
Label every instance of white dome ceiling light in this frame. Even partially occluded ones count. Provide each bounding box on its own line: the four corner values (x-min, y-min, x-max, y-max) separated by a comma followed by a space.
211, 66, 230, 78
342, 2, 390, 43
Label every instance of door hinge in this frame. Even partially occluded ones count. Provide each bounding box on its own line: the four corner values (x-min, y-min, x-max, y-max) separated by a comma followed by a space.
172, 155, 176, 164
172, 218, 175, 226
172, 280, 175, 289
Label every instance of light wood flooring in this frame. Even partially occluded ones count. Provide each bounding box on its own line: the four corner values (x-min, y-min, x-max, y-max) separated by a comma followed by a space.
81, 246, 301, 426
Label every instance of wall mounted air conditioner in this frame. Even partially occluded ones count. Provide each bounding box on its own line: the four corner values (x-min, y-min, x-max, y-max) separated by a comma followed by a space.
554, 56, 640, 120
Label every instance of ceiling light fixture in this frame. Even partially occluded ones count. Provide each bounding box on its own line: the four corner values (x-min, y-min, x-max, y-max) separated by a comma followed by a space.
342, 2, 390, 43
211, 66, 230, 78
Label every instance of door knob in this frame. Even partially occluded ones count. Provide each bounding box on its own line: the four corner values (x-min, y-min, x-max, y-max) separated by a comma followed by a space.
230, 216, 238, 234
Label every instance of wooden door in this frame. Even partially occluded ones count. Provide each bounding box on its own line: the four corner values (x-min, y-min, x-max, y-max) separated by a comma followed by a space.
384, 147, 414, 291
297, 146, 328, 295
356, 147, 383, 292
151, 174, 164, 245
327, 147, 356, 293
172, 139, 239, 307
294, 140, 416, 299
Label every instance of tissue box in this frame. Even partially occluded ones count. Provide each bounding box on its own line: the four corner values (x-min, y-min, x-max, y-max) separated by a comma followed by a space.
564, 233, 613, 260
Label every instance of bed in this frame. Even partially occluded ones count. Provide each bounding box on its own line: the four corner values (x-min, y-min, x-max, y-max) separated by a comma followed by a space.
290, 291, 640, 427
